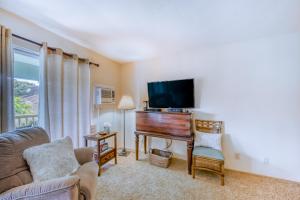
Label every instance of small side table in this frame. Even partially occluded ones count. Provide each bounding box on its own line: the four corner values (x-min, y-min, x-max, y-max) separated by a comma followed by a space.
84, 132, 117, 176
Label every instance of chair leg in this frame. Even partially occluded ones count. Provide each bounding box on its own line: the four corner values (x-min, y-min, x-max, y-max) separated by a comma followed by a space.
192, 156, 195, 178
192, 166, 195, 178
220, 175, 224, 186
220, 164, 224, 186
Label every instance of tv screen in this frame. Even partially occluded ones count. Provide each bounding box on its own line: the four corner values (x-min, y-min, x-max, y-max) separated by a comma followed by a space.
148, 79, 194, 108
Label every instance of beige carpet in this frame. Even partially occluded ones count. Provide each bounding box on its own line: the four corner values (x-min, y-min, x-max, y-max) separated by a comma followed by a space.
96, 153, 300, 200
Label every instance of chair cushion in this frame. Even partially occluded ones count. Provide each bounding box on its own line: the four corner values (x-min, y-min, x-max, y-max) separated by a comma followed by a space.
0, 127, 49, 194
194, 131, 222, 151
193, 146, 224, 161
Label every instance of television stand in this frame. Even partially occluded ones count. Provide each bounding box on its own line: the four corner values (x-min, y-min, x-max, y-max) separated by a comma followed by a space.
135, 111, 194, 174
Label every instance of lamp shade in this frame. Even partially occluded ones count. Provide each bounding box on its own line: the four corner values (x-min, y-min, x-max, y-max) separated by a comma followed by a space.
118, 95, 135, 110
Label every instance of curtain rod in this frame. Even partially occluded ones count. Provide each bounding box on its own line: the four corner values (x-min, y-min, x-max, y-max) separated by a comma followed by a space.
12, 33, 100, 67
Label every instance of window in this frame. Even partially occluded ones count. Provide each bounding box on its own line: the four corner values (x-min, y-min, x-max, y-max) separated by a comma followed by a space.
13, 48, 40, 128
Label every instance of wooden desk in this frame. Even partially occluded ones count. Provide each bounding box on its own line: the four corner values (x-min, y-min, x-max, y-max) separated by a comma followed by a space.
135, 111, 194, 174
84, 132, 117, 176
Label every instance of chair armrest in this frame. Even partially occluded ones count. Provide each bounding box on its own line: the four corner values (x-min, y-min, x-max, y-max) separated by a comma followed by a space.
74, 147, 95, 165
0, 175, 80, 200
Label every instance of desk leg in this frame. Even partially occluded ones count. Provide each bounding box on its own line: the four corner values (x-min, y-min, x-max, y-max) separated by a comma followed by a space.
114, 134, 117, 164
187, 140, 193, 175
98, 140, 101, 176
135, 134, 139, 160
144, 136, 147, 154
85, 138, 88, 147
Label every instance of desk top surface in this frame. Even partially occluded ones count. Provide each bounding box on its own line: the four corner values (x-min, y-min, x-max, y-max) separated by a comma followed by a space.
136, 110, 192, 115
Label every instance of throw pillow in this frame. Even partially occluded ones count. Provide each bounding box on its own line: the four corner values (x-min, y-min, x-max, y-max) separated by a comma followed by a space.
23, 136, 80, 182
194, 131, 222, 151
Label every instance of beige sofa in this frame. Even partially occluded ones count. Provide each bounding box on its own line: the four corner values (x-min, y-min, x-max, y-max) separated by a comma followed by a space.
0, 127, 98, 200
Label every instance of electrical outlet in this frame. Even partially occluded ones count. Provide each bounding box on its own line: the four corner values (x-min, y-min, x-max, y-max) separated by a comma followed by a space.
264, 158, 269, 164
235, 153, 240, 160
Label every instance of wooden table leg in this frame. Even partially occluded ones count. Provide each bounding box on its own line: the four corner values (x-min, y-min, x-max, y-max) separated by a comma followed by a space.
135, 134, 139, 160
114, 134, 117, 164
144, 135, 147, 154
187, 140, 193, 175
97, 140, 101, 176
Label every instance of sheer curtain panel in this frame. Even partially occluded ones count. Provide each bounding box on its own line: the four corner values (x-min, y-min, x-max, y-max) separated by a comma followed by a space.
39, 47, 91, 147
38, 43, 50, 134
0, 25, 14, 132
78, 60, 91, 147
63, 55, 79, 146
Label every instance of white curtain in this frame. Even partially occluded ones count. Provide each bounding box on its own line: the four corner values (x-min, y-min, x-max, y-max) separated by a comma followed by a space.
63, 55, 79, 146
0, 25, 14, 132
39, 46, 91, 147
38, 43, 50, 134
78, 60, 91, 147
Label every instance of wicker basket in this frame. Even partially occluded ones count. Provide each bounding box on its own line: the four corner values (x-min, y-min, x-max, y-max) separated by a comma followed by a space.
149, 149, 173, 168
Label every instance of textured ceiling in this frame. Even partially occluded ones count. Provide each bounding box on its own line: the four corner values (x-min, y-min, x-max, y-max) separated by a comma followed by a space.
1, 0, 299, 63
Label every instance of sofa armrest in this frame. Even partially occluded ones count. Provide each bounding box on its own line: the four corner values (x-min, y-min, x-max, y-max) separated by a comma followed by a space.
74, 147, 95, 165
0, 175, 80, 200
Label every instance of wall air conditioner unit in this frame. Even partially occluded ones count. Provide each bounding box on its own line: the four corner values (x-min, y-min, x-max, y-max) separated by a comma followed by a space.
94, 85, 115, 105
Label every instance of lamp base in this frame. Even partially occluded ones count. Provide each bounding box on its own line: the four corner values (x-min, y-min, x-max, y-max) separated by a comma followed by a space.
118, 148, 130, 157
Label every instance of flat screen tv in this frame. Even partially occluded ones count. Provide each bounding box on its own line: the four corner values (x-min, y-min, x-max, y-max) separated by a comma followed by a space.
147, 79, 194, 108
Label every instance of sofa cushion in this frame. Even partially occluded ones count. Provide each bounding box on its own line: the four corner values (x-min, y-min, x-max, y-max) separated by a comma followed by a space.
23, 137, 80, 182
75, 162, 98, 200
0, 127, 49, 194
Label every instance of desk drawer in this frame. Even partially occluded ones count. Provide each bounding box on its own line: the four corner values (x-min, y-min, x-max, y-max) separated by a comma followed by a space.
136, 111, 192, 136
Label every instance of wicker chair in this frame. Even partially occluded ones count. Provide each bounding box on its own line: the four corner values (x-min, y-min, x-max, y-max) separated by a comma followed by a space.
192, 120, 225, 186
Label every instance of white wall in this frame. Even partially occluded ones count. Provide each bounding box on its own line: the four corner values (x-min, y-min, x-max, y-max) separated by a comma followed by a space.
121, 32, 300, 182
0, 9, 123, 147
